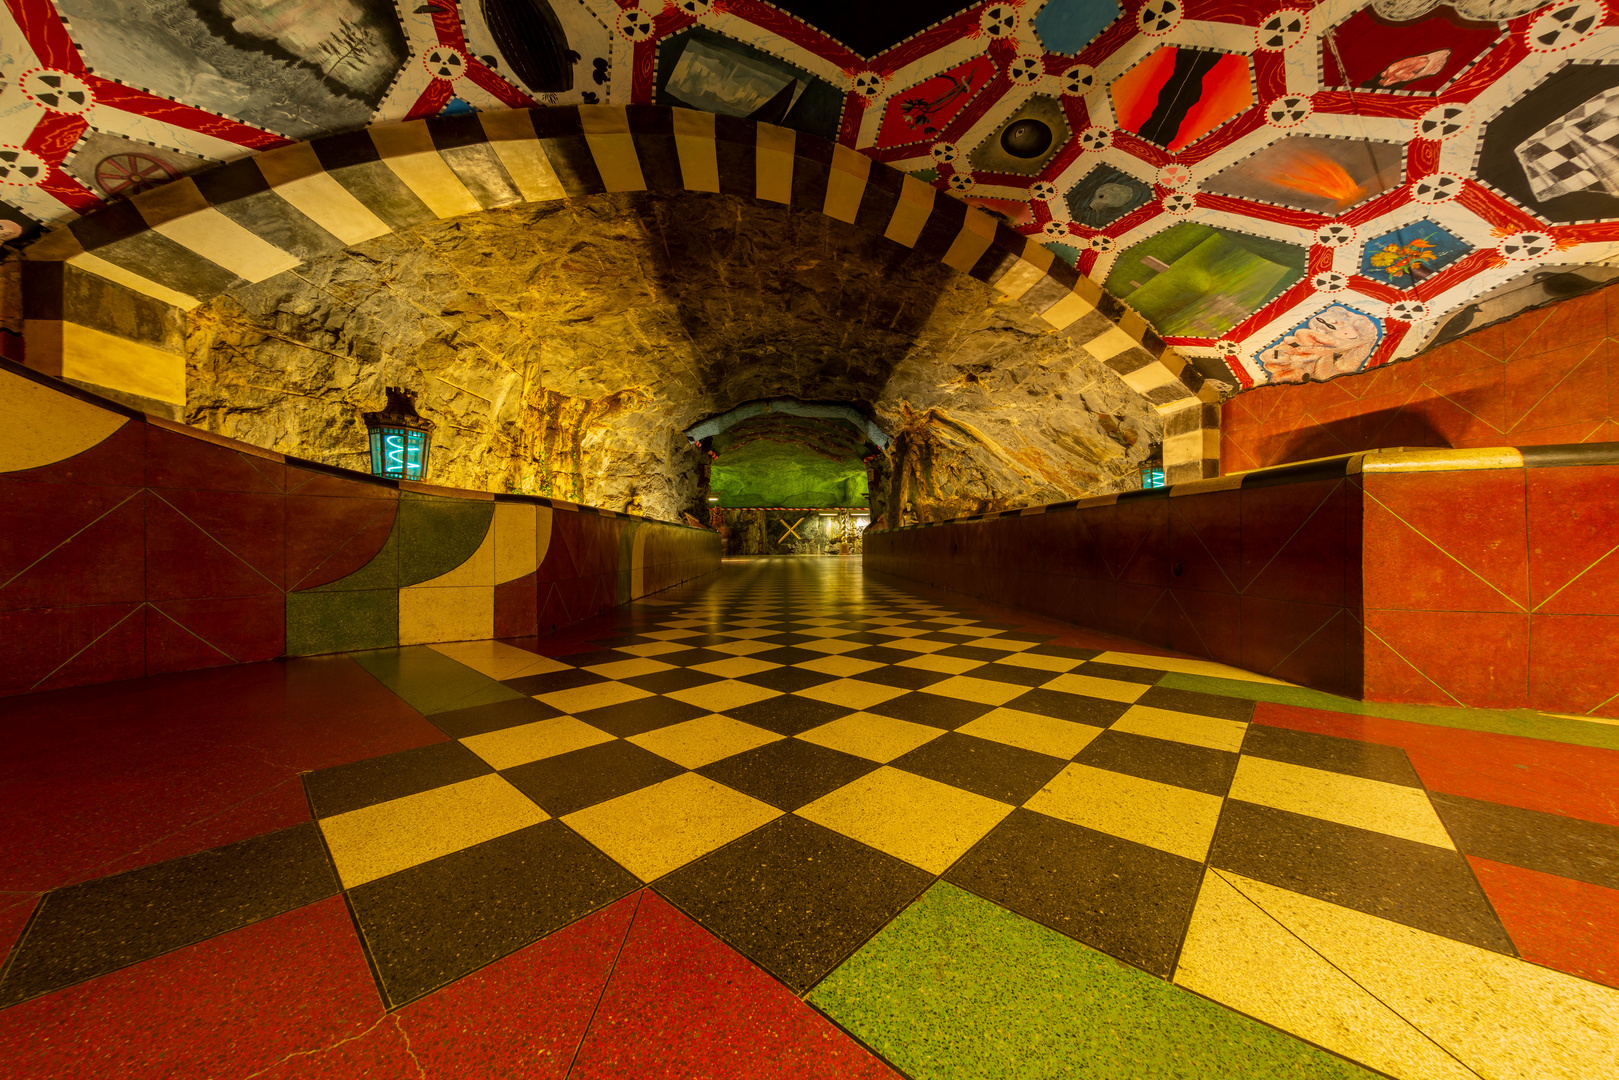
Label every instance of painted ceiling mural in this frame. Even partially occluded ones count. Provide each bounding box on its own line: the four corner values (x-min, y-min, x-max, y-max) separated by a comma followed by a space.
3, 0, 1619, 390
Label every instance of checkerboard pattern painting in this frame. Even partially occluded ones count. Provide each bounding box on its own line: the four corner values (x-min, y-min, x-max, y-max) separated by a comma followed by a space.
3, 559, 1616, 1080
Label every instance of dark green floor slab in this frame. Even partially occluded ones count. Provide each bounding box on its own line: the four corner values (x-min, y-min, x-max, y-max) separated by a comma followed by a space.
1160, 673, 1619, 751
348, 645, 526, 715
808, 882, 1376, 1080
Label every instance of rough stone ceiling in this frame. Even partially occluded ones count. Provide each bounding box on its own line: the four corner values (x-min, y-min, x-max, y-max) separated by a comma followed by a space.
5, 0, 1618, 393
186, 192, 1159, 521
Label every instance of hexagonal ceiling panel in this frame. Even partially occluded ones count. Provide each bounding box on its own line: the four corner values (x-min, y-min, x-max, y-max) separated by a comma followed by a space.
5, 0, 1619, 393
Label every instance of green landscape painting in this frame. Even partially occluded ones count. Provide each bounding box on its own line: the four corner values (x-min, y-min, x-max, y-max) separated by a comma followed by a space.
1105, 224, 1309, 338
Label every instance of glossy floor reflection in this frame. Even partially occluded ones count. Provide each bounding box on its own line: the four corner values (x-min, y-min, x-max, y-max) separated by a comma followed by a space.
2, 558, 1617, 1078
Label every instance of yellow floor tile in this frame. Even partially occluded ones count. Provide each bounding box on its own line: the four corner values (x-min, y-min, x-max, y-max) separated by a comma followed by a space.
1025, 763, 1223, 862
796, 654, 883, 677
796, 766, 1013, 874
1227, 756, 1454, 848
996, 652, 1086, 673
924, 675, 1030, 706
584, 657, 676, 680
460, 716, 615, 770
690, 655, 782, 678
956, 708, 1101, 760
897, 653, 986, 674
628, 714, 782, 769
1043, 672, 1151, 703
1093, 650, 1293, 686
536, 681, 651, 715
428, 640, 569, 681
319, 774, 547, 889
799, 638, 865, 655
1175, 872, 1478, 1080
795, 679, 909, 710
707, 639, 779, 657
943, 625, 999, 637
797, 712, 944, 762
563, 772, 781, 881
666, 679, 781, 712
1222, 871, 1619, 1080
967, 637, 1037, 652
883, 638, 951, 654
1111, 704, 1247, 752
617, 641, 693, 658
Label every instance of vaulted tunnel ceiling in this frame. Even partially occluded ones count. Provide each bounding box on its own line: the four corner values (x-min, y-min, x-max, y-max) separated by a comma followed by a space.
5, 0, 1619, 398
185, 191, 1160, 521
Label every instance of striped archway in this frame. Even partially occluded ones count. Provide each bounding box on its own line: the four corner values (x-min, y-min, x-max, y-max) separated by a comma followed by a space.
17, 105, 1221, 481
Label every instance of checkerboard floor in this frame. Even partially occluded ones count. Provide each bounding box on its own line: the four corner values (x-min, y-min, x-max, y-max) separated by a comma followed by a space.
4, 559, 1617, 1079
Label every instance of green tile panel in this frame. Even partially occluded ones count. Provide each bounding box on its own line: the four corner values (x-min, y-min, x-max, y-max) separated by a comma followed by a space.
347, 645, 525, 716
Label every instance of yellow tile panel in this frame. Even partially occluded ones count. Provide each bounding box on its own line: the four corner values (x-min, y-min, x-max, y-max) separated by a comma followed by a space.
427, 640, 568, 681
992, 249, 1054, 299
319, 773, 547, 888
152, 208, 300, 283
1042, 672, 1149, 703
59, 323, 186, 405
796, 767, 1013, 874
671, 108, 720, 193
1224, 871, 1619, 1080
493, 502, 540, 584
1227, 757, 1455, 848
666, 679, 781, 713
563, 772, 781, 882
1093, 650, 1293, 686
536, 681, 651, 715
823, 144, 870, 223
796, 655, 883, 677
996, 652, 1087, 673
1175, 872, 1479, 1080
956, 708, 1102, 760
369, 122, 483, 219
1026, 763, 1222, 862
925, 675, 1029, 706
1111, 704, 1247, 752
707, 639, 779, 657
883, 174, 935, 247
799, 638, 865, 655
478, 109, 567, 203
797, 712, 944, 763
0, 367, 128, 473
755, 123, 795, 204
398, 585, 494, 646
618, 640, 693, 658
584, 657, 676, 679
628, 714, 782, 769
941, 207, 997, 272
461, 716, 615, 770
896, 654, 987, 674
65, 251, 203, 311
795, 679, 909, 710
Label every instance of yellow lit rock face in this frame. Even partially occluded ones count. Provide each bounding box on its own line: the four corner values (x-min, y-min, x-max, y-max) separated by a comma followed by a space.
183, 192, 1160, 522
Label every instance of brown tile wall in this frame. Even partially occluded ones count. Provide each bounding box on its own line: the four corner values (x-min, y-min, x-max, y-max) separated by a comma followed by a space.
1223, 285, 1619, 471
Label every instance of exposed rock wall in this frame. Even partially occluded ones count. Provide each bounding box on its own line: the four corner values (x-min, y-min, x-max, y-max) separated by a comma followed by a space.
184, 192, 1159, 522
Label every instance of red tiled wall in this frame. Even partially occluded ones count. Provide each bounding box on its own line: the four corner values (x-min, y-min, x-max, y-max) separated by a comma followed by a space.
1223, 286, 1619, 471
1, 377, 720, 698
1361, 464, 1619, 717
866, 474, 1365, 698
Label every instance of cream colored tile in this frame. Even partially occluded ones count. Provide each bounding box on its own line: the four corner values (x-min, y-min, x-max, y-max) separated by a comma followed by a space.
1228, 756, 1454, 848
708, 639, 779, 657
1026, 763, 1223, 861
897, 653, 986, 674
428, 640, 569, 681
925, 675, 1029, 706
1094, 650, 1293, 686
797, 712, 944, 762
319, 774, 547, 888
563, 772, 781, 881
616, 640, 694, 658
1175, 872, 1479, 1080
584, 657, 676, 680
1043, 672, 1152, 703
795, 655, 883, 677
997, 652, 1087, 673
1112, 704, 1247, 752
629, 714, 782, 769
795, 679, 908, 710
956, 708, 1101, 760
1223, 871, 1619, 1080
461, 716, 615, 770
797, 767, 1013, 874
690, 655, 783, 678
666, 679, 781, 712
536, 681, 651, 715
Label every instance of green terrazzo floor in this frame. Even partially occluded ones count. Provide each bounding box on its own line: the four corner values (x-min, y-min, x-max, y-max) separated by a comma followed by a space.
808, 882, 1376, 1080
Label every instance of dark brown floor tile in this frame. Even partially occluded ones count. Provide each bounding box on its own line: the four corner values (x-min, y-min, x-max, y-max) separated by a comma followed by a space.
304, 740, 492, 817
654, 816, 931, 993
1073, 661, 1163, 685
1430, 792, 1619, 889
575, 695, 711, 738
850, 665, 949, 690
968, 662, 1056, 688
842, 645, 918, 665
722, 695, 856, 736
1076, 730, 1238, 797
866, 691, 996, 729
1025, 643, 1103, 661
935, 644, 1014, 663
622, 667, 724, 695
430, 696, 566, 739
1243, 724, 1421, 787
500, 741, 684, 817
750, 646, 828, 666
1210, 800, 1517, 954
947, 809, 1203, 978
738, 666, 839, 693
1000, 688, 1132, 726
890, 732, 1066, 804
504, 667, 603, 696
1136, 685, 1256, 722
650, 647, 738, 668
698, 738, 879, 811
